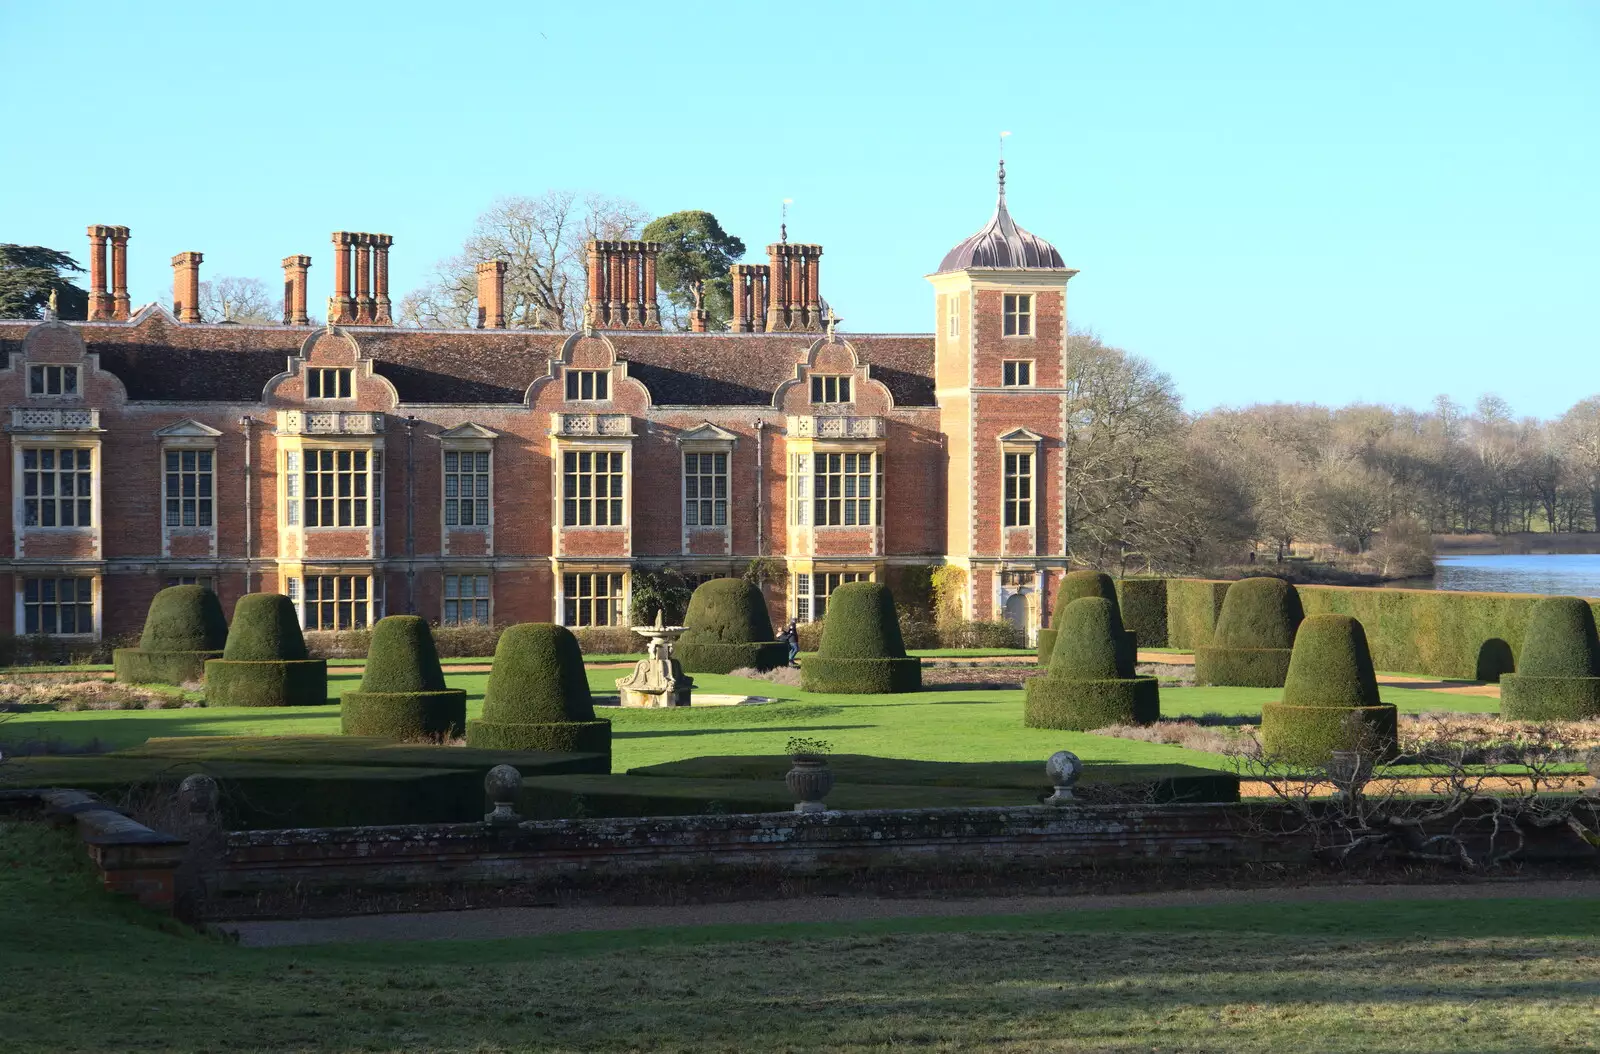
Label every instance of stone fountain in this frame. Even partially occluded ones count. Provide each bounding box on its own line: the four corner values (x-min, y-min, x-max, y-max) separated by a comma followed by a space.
615, 609, 694, 707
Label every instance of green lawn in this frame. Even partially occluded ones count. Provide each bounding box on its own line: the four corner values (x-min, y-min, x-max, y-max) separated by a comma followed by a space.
2, 669, 1494, 772
3, 821, 1596, 1053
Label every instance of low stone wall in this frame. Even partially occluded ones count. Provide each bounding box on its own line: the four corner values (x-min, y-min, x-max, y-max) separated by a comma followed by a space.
1, 789, 189, 911
210, 803, 1300, 916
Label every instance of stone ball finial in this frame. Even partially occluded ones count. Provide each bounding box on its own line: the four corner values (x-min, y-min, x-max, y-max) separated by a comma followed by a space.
1045, 750, 1083, 804
484, 764, 523, 825
177, 773, 220, 814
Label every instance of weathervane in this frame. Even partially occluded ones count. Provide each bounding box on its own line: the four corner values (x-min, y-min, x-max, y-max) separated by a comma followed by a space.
999, 130, 1011, 200
780, 198, 793, 244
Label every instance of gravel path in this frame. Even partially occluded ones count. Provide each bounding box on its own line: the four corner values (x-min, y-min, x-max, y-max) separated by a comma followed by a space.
221, 879, 1600, 948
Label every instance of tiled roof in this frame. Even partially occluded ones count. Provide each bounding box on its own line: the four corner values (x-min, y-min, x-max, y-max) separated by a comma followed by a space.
0, 319, 936, 408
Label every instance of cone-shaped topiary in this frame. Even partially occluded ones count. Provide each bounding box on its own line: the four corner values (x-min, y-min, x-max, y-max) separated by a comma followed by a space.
203, 593, 328, 707
1025, 597, 1159, 729
1260, 614, 1397, 764
465, 623, 611, 758
676, 578, 788, 674
1037, 570, 1136, 669
1500, 596, 1600, 719
113, 585, 228, 685
341, 616, 467, 740
1194, 577, 1304, 687
800, 581, 922, 693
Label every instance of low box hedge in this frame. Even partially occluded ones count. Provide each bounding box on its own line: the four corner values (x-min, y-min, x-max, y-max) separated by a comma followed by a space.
1259, 702, 1399, 766
341, 690, 467, 740
1022, 676, 1160, 731
628, 754, 1239, 805
121, 735, 608, 776
203, 658, 328, 707
111, 648, 222, 686
800, 656, 922, 694
674, 641, 790, 676
1192, 646, 1293, 688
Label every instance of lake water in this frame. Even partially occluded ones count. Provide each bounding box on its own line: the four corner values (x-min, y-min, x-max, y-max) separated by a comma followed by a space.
1425, 554, 1600, 597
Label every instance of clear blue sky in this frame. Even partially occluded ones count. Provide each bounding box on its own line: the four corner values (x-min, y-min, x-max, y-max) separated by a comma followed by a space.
2, 1, 1595, 418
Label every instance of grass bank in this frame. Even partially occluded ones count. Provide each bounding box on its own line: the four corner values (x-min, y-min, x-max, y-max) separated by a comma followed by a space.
3, 822, 1596, 1053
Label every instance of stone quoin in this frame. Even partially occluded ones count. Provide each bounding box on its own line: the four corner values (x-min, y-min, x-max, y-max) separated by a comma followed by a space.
0, 164, 1080, 641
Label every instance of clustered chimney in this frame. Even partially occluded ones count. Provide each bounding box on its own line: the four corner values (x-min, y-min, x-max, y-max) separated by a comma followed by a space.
281, 255, 312, 326
171, 252, 204, 323
764, 243, 824, 332
85, 225, 132, 321
584, 240, 662, 329
729, 263, 770, 333
328, 232, 394, 326
476, 259, 507, 329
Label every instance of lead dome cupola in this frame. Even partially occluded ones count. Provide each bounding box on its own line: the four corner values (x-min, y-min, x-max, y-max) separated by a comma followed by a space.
937, 161, 1066, 273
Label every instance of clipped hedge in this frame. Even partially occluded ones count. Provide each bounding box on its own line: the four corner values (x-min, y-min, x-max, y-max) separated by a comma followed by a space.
677, 578, 787, 674
1115, 578, 1168, 649
113, 585, 228, 685
341, 616, 466, 740
1025, 596, 1158, 730
1259, 613, 1396, 764
204, 593, 327, 707
1500, 596, 1600, 720
465, 623, 611, 759
1194, 577, 1303, 688
802, 582, 922, 693
1165, 579, 1232, 650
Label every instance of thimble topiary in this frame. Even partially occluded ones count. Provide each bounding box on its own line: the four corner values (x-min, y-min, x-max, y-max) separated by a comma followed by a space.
1024, 596, 1160, 730
341, 616, 467, 740
113, 585, 228, 685
675, 579, 788, 674
1259, 614, 1397, 765
465, 623, 611, 759
1037, 571, 1136, 670
1500, 596, 1600, 720
800, 582, 922, 693
1194, 577, 1304, 687
203, 593, 328, 707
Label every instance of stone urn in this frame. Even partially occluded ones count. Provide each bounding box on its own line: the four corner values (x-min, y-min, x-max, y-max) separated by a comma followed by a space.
787, 754, 834, 814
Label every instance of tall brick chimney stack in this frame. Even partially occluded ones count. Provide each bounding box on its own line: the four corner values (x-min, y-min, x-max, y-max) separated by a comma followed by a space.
171, 252, 204, 323
109, 226, 131, 320
763, 243, 823, 332
730, 263, 771, 333
328, 231, 393, 326
689, 309, 709, 333
583, 240, 663, 329
86, 225, 113, 321
282, 255, 312, 326
476, 259, 507, 329
372, 234, 394, 325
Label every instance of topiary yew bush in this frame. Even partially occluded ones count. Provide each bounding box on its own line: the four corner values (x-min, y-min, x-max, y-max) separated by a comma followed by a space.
1499, 596, 1600, 720
113, 585, 228, 685
1260, 613, 1397, 765
1115, 578, 1169, 649
203, 593, 328, 707
1037, 570, 1136, 668
801, 582, 922, 693
675, 578, 788, 674
1194, 577, 1304, 687
340, 616, 467, 740
465, 623, 611, 758
1024, 596, 1160, 730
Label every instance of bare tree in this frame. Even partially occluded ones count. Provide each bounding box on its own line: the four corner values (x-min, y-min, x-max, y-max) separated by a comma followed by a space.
399, 192, 649, 330
165, 276, 282, 325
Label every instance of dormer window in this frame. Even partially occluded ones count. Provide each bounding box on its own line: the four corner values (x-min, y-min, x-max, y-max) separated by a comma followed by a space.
307, 368, 353, 399
811, 375, 852, 404
1003, 294, 1033, 337
29, 365, 78, 396
566, 370, 609, 401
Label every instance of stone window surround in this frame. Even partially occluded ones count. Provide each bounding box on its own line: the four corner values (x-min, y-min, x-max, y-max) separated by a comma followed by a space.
14, 572, 100, 639
999, 429, 1043, 554
283, 569, 382, 631
1002, 292, 1034, 338
1001, 359, 1035, 387
556, 565, 629, 628
789, 563, 877, 623
155, 422, 222, 552
442, 572, 492, 626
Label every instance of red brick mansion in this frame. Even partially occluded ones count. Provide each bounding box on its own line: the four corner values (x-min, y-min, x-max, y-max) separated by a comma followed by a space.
0, 166, 1078, 642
